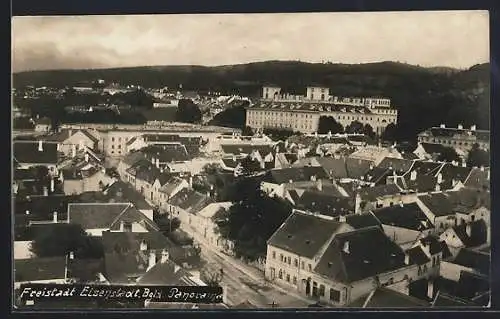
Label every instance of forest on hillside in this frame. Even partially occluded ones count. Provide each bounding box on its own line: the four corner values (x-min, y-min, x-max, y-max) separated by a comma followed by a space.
13, 61, 490, 140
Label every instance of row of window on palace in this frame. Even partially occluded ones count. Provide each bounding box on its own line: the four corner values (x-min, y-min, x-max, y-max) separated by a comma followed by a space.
248, 120, 314, 130
248, 111, 396, 123
422, 137, 483, 147
271, 251, 314, 272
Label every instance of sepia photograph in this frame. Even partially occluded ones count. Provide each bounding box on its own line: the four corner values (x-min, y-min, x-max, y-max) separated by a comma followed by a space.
11, 10, 490, 310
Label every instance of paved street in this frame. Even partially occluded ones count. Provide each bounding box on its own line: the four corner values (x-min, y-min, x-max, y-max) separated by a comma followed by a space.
182, 224, 313, 308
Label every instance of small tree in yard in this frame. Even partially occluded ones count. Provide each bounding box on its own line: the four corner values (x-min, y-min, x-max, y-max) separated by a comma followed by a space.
30, 224, 103, 259
200, 263, 223, 287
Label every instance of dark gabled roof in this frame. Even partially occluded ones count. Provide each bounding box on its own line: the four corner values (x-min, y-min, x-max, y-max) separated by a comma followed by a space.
406, 246, 430, 265
455, 271, 490, 300
221, 158, 239, 169
142, 144, 190, 163
440, 241, 453, 259
405, 174, 438, 193
155, 172, 176, 186
14, 168, 38, 181
167, 188, 214, 214
377, 157, 414, 174
345, 158, 373, 179
447, 188, 490, 211
267, 211, 344, 259
464, 168, 490, 190
68, 203, 131, 229
43, 129, 72, 142
419, 143, 451, 155
451, 220, 488, 249
358, 184, 401, 201
344, 213, 381, 230
284, 153, 298, 165
314, 157, 348, 179
372, 203, 433, 231
135, 165, 162, 184
264, 166, 328, 184
417, 193, 454, 217
14, 141, 59, 164
137, 260, 189, 285
15, 195, 78, 224
122, 151, 146, 166
15, 257, 67, 282
419, 235, 443, 255
103, 253, 146, 283
406, 161, 444, 177
361, 167, 392, 184
221, 144, 273, 157
438, 164, 473, 189
314, 227, 406, 284
105, 181, 153, 210
66, 258, 105, 282
452, 248, 490, 276
294, 191, 354, 217
362, 287, 429, 308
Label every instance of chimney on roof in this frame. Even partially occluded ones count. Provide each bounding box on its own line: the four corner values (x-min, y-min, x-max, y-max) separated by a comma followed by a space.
147, 251, 156, 271
84, 153, 89, 163
310, 175, 317, 182
435, 184, 441, 192
343, 241, 350, 254
161, 249, 169, 263
458, 124, 463, 130
462, 161, 467, 168
480, 166, 484, 172
232, 155, 236, 162
404, 253, 410, 265
410, 170, 417, 181
339, 215, 346, 223
119, 221, 125, 232
466, 223, 472, 238
369, 163, 374, 171
79, 140, 84, 150
317, 179, 323, 191
72, 144, 77, 158
25, 210, 30, 215
427, 279, 435, 300
53, 211, 58, 223
437, 173, 443, 184
440, 124, 445, 129
50, 178, 55, 192
43, 186, 48, 196
399, 201, 404, 207
57, 143, 61, 152
156, 158, 160, 168
140, 240, 148, 251
38, 140, 43, 152
471, 125, 476, 131
69, 251, 74, 260
487, 170, 490, 181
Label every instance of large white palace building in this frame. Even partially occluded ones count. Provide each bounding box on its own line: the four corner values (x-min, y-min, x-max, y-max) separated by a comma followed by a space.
245, 85, 398, 135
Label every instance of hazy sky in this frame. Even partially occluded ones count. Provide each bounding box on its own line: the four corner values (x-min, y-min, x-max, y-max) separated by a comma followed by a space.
12, 11, 489, 72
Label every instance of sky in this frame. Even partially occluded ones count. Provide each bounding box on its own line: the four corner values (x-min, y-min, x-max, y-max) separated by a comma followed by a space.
12, 11, 490, 73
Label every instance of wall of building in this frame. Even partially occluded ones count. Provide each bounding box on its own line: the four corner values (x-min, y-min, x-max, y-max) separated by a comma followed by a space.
265, 245, 315, 291
246, 109, 320, 134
